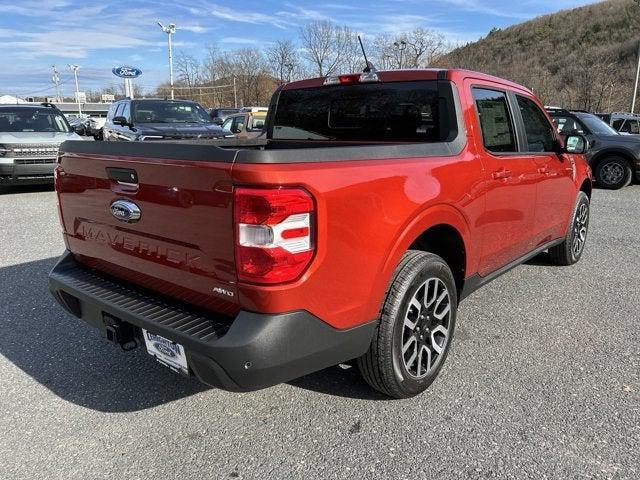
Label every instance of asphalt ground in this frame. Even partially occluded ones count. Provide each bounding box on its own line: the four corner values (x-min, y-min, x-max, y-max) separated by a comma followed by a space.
0, 183, 638, 480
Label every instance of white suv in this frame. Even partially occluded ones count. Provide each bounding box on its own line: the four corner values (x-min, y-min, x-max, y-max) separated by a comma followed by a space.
0, 103, 83, 185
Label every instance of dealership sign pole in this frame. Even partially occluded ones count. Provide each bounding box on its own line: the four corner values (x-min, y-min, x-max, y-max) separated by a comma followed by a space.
112, 66, 143, 99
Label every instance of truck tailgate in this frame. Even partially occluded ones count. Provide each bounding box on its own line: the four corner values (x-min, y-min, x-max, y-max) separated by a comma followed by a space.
56, 143, 239, 316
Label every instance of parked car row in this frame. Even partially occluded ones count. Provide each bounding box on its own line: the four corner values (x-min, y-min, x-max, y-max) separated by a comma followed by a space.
0, 99, 272, 185
3, 84, 639, 194
546, 107, 640, 189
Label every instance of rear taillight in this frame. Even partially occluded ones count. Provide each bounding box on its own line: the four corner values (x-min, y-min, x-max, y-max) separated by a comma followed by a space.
234, 187, 315, 284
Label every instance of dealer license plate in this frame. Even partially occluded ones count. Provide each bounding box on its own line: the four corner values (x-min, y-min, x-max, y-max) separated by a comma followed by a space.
142, 330, 189, 375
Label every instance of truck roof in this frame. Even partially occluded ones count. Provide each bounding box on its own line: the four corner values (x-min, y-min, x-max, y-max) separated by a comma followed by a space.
283, 68, 534, 96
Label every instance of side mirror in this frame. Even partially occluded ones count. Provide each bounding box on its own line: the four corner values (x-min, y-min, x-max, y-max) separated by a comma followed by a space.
72, 124, 85, 135
212, 117, 224, 125
112, 116, 129, 127
563, 134, 589, 154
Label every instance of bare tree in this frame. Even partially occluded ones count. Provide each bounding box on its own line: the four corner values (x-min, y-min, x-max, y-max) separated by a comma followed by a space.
404, 28, 447, 67
266, 39, 300, 83
175, 52, 201, 98
374, 29, 448, 70
341, 30, 367, 73
300, 20, 351, 76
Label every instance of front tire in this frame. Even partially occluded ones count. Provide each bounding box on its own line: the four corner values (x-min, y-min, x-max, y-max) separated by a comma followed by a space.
358, 251, 457, 399
594, 157, 632, 189
549, 191, 590, 266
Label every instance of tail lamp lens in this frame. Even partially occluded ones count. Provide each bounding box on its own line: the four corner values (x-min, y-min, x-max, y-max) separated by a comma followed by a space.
234, 187, 315, 284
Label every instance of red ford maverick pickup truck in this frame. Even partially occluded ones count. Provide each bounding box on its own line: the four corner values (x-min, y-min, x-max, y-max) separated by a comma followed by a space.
49, 69, 592, 398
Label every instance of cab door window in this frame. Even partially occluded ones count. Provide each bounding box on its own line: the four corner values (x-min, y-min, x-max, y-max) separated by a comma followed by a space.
472, 88, 517, 153
516, 95, 555, 152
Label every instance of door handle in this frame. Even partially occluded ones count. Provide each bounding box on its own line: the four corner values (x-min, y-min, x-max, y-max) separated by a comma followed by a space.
538, 167, 550, 175
492, 169, 512, 180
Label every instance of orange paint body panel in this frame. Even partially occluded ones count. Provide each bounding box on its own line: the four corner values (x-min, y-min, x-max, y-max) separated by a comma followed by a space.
55, 69, 592, 330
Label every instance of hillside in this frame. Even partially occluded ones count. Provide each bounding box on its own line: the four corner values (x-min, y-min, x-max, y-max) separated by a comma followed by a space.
439, 0, 640, 112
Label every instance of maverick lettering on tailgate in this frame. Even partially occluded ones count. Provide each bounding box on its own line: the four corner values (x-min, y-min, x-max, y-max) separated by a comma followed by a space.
78, 224, 203, 272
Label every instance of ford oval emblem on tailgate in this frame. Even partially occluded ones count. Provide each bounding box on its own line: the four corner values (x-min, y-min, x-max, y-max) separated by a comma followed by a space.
110, 199, 141, 223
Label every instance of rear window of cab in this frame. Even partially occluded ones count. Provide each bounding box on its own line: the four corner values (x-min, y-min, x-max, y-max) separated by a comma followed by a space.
272, 81, 454, 143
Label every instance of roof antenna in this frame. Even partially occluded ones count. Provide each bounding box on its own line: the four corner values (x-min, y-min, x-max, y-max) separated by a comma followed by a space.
358, 35, 376, 73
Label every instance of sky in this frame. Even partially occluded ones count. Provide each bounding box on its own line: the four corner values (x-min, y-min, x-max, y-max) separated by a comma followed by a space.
0, 0, 599, 97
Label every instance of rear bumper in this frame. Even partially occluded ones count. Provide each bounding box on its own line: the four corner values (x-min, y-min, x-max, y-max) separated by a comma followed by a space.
0, 161, 55, 184
48, 251, 375, 391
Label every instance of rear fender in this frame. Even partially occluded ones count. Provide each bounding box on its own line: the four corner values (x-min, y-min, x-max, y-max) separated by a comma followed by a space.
369, 204, 474, 313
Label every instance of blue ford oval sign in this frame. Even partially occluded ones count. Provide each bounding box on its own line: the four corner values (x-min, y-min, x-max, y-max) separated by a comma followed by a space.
112, 66, 142, 78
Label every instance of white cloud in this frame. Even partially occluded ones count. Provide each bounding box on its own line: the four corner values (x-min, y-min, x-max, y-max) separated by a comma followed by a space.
189, 2, 294, 30
220, 37, 263, 46
179, 25, 209, 34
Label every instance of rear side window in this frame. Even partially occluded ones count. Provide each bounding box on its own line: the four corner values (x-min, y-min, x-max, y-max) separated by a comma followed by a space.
472, 88, 516, 153
272, 81, 451, 143
516, 95, 555, 152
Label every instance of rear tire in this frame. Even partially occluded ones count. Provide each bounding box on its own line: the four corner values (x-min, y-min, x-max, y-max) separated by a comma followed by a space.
358, 251, 457, 399
549, 191, 590, 266
594, 157, 632, 189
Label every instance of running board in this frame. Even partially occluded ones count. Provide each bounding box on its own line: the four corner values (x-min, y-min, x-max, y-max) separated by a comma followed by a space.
460, 238, 564, 301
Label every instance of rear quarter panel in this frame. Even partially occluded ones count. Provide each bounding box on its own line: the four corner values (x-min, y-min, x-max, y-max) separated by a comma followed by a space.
232, 151, 484, 329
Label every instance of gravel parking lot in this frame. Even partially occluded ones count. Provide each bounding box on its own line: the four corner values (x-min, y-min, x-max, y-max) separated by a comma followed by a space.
0, 184, 638, 480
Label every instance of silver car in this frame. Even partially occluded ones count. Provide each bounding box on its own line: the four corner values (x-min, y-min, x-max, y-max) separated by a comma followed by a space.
0, 103, 83, 185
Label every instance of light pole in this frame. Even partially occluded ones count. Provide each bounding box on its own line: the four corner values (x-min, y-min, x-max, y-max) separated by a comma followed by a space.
394, 40, 407, 69
68, 64, 82, 115
51, 65, 61, 102
233, 75, 238, 108
157, 21, 176, 100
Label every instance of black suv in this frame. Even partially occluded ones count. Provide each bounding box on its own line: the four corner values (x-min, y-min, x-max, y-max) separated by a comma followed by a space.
547, 108, 640, 189
103, 99, 226, 142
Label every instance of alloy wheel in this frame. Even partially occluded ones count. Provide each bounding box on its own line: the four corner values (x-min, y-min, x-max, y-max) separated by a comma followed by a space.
601, 162, 625, 186
401, 278, 452, 379
572, 202, 589, 258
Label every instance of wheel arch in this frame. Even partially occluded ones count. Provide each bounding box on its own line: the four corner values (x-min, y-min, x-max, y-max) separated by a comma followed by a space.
591, 149, 635, 173
408, 225, 467, 297
580, 178, 593, 199
376, 204, 474, 307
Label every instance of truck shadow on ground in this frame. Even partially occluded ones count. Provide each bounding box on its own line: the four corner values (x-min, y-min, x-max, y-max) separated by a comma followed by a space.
0, 257, 209, 413
0, 257, 387, 412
